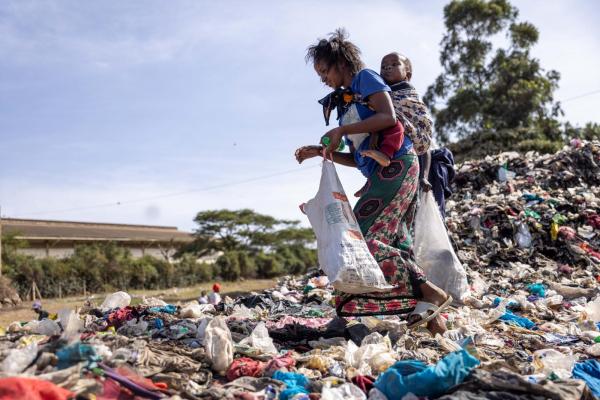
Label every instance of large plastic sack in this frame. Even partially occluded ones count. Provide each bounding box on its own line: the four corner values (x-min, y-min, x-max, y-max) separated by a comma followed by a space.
414, 190, 469, 302
100, 291, 131, 311
303, 160, 392, 294
204, 316, 233, 374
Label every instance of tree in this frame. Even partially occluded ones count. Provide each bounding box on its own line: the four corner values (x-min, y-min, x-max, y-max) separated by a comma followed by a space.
192, 209, 314, 254
425, 0, 562, 150
188, 209, 316, 279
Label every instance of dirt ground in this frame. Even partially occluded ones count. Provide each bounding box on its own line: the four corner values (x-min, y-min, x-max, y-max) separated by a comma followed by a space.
0, 278, 276, 328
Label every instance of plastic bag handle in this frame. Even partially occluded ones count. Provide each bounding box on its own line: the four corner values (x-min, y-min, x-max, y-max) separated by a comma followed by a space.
321, 147, 334, 163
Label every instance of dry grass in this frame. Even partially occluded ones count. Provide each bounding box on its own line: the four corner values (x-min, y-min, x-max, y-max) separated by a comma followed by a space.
0, 278, 277, 328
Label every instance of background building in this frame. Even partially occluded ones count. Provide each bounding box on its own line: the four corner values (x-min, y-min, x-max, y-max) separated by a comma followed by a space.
1, 218, 194, 261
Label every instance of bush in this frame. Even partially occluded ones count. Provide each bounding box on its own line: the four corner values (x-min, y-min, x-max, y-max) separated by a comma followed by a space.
1, 240, 223, 299
216, 252, 241, 281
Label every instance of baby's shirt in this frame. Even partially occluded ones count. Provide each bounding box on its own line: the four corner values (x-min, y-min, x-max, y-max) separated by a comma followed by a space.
339, 69, 412, 177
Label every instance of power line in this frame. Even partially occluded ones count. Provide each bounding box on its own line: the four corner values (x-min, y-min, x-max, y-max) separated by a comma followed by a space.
17, 162, 321, 217
560, 89, 600, 103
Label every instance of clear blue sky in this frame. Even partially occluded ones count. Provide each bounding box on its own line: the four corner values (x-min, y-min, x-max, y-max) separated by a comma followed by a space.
1, 0, 599, 231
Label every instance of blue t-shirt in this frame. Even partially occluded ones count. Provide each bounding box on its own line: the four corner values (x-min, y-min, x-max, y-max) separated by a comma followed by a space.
339, 69, 413, 177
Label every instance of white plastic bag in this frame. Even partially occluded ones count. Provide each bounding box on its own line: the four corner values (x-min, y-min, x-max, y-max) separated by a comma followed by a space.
100, 291, 131, 311
303, 160, 392, 294
414, 191, 469, 302
239, 322, 278, 354
204, 316, 233, 374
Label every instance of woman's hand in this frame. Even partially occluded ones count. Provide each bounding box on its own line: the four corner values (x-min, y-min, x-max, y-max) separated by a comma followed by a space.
295, 145, 323, 164
322, 126, 345, 155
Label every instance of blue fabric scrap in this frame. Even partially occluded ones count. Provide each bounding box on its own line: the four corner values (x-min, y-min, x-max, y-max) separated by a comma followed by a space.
573, 359, 600, 397
374, 349, 480, 399
272, 371, 310, 400
149, 305, 177, 314
499, 310, 536, 329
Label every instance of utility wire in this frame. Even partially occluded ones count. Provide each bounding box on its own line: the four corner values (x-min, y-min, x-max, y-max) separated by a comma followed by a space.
11, 88, 600, 219
18, 162, 321, 217
560, 89, 600, 103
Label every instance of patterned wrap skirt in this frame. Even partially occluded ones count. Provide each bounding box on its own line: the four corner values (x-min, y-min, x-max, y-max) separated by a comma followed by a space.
334, 153, 427, 317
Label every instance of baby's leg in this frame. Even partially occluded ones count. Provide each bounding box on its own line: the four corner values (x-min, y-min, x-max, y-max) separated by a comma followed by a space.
360, 149, 391, 167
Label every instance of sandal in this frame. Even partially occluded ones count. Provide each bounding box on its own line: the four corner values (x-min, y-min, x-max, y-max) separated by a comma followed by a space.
407, 296, 453, 330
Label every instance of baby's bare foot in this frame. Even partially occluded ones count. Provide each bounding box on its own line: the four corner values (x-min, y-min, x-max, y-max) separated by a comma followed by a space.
360, 150, 391, 167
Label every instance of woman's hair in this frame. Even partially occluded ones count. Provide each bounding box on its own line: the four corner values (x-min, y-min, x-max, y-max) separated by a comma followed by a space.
306, 28, 364, 76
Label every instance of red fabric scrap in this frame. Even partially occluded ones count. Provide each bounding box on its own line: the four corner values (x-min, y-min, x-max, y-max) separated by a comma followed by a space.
265, 352, 296, 374
0, 377, 74, 400
351, 375, 375, 394
226, 357, 266, 382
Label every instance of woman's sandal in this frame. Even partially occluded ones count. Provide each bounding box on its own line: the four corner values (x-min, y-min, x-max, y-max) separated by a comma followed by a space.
407, 296, 453, 330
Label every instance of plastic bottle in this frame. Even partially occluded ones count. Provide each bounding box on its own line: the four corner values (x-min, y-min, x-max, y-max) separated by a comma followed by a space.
321, 136, 345, 151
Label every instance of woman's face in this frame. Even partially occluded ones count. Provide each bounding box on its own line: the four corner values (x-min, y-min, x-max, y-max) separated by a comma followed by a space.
314, 60, 345, 89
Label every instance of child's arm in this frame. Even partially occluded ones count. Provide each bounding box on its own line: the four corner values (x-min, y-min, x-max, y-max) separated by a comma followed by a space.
346, 91, 396, 135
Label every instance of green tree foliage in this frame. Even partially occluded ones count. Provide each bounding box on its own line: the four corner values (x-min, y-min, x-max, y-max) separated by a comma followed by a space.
425, 0, 563, 150
190, 209, 316, 280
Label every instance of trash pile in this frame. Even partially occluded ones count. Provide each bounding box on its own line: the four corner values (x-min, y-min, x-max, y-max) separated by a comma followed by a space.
1, 140, 600, 399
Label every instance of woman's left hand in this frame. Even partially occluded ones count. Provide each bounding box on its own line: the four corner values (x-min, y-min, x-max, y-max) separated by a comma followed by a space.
322, 126, 345, 154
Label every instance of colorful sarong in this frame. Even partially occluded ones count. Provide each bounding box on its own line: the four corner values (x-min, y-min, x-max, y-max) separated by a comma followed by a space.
335, 154, 426, 316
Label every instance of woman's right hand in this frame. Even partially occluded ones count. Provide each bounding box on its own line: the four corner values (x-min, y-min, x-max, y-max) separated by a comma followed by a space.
294, 145, 323, 164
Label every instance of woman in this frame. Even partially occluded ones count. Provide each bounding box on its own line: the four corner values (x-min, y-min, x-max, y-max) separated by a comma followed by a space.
295, 29, 451, 334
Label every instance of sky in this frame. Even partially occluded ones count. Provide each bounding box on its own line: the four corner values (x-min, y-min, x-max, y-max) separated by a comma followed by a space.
1, 0, 599, 232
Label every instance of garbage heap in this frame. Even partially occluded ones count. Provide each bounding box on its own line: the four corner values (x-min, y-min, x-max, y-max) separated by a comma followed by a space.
1, 140, 600, 400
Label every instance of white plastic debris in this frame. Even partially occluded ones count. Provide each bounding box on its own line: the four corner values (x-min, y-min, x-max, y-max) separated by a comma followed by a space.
1, 343, 38, 374
180, 303, 204, 319
239, 321, 278, 354
100, 291, 131, 311
204, 316, 233, 374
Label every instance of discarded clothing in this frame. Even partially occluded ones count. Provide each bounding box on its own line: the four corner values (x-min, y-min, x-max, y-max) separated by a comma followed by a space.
374, 349, 480, 399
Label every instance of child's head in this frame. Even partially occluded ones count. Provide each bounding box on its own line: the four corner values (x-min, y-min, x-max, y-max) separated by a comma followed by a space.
32, 300, 42, 312
306, 28, 365, 89
380, 52, 412, 84
200, 290, 207, 296
212, 283, 221, 293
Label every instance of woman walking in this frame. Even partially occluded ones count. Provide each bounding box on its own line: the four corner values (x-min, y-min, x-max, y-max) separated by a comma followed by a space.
295, 29, 451, 334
